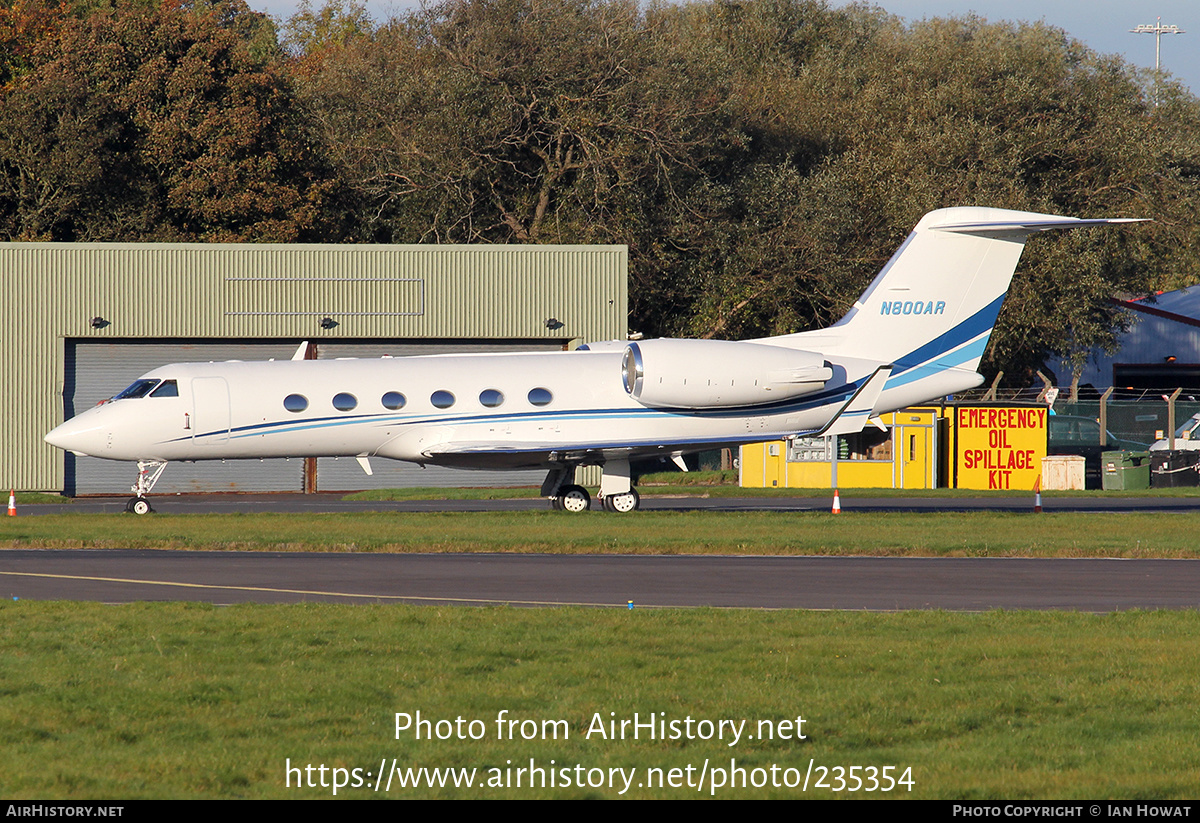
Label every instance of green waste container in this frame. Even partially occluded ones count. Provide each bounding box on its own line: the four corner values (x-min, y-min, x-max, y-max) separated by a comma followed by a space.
1101, 450, 1151, 491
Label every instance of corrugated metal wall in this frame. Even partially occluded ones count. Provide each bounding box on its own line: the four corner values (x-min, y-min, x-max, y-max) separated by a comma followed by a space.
2, 243, 626, 492
1049, 312, 1200, 390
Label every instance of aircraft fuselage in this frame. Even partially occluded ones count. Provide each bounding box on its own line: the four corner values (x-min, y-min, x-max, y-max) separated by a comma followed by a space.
48, 347, 958, 467
43, 207, 1146, 512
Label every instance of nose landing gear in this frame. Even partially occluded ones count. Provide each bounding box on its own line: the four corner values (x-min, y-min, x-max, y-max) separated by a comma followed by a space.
126, 460, 167, 515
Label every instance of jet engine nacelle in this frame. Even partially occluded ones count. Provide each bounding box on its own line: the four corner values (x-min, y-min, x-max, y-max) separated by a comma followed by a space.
621, 339, 833, 409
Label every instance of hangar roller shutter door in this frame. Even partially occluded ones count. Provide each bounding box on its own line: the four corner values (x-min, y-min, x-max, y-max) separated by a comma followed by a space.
65, 341, 306, 495
65, 339, 564, 495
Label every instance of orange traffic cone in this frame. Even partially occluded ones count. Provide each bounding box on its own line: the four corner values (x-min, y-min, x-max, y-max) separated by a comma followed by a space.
831, 488, 841, 514
1033, 475, 1042, 514
7, 489, 15, 517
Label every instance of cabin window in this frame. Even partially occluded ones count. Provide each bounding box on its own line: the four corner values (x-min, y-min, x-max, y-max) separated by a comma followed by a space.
149, 380, 178, 398
479, 389, 504, 408
284, 394, 309, 413
528, 387, 553, 407
431, 390, 455, 409
333, 392, 358, 412
382, 391, 406, 410
114, 379, 158, 400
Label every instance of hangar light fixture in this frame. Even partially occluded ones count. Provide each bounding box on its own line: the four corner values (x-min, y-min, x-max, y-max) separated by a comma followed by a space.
90, 317, 108, 329
319, 317, 338, 330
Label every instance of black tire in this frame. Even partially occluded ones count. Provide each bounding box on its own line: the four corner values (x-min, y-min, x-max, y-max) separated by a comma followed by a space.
605, 489, 639, 513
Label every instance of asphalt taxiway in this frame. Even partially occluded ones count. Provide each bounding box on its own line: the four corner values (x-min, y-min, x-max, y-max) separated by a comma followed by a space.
6, 493, 1200, 611
20, 491, 1200, 515
3, 549, 1200, 611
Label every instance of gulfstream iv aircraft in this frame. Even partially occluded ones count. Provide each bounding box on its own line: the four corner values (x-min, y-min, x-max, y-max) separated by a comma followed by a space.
45, 207, 1141, 513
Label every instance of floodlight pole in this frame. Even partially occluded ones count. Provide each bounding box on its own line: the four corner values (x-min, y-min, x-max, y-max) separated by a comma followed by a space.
1130, 17, 1185, 106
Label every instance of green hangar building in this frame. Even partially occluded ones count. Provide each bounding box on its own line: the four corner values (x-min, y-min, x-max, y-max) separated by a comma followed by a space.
3, 243, 627, 495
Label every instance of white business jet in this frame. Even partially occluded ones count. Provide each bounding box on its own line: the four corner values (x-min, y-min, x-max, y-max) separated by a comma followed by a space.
44, 207, 1141, 513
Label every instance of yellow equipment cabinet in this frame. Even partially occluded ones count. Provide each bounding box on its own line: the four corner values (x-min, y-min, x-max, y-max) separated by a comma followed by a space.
740, 408, 941, 489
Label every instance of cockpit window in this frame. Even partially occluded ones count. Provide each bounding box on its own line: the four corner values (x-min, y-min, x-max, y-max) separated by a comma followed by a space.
149, 379, 178, 398
114, 379, 158, 400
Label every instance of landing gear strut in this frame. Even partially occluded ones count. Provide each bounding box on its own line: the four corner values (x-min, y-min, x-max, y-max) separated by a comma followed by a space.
598, 457, 640, 513
126, 460, 167, 515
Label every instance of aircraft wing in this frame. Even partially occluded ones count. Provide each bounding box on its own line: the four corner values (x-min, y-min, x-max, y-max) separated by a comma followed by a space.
812, 366, 893, 437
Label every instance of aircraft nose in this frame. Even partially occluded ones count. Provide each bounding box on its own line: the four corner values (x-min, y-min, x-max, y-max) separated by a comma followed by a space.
44, 414, 106, 457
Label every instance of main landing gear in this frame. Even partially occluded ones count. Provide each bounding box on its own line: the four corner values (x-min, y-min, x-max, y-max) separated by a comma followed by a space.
126, 460, 167, 515
555, 484, 591, 512
602, 488, 640, 513
542, 459, 641, 514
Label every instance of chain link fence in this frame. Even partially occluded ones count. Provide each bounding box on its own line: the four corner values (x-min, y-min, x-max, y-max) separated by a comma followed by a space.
947, 387, 1200, 447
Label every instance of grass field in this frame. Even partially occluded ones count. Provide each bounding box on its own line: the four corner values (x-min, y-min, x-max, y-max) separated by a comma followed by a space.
4, 503, 1199, 799
0, 509, 1198, 557
2, 602, 1198, 799
343, 483, 1200, 500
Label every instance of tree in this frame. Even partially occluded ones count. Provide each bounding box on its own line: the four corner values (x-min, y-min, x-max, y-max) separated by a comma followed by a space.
291, 0, 741, 248
1, 0, 1187, 382
0, 0, 339, 241
280, 0, 372, 56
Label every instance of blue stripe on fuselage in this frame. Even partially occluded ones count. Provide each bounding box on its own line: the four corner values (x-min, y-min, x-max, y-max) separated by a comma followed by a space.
893, 294, 1003, 372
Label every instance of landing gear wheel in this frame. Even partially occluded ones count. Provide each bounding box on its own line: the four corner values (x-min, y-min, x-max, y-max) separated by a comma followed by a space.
602, 489, 640, 513
559, 485, 591, 513
128, 497, 153, 515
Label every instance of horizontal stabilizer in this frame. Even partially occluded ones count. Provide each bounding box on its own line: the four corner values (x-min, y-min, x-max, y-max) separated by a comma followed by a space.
931, 216, 1147, 237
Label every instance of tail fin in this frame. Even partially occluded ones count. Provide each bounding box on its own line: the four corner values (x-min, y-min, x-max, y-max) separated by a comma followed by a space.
787, 207, 1143, 375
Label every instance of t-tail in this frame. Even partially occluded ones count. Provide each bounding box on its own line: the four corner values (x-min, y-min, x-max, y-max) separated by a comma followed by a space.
771, 206, 1145, 402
